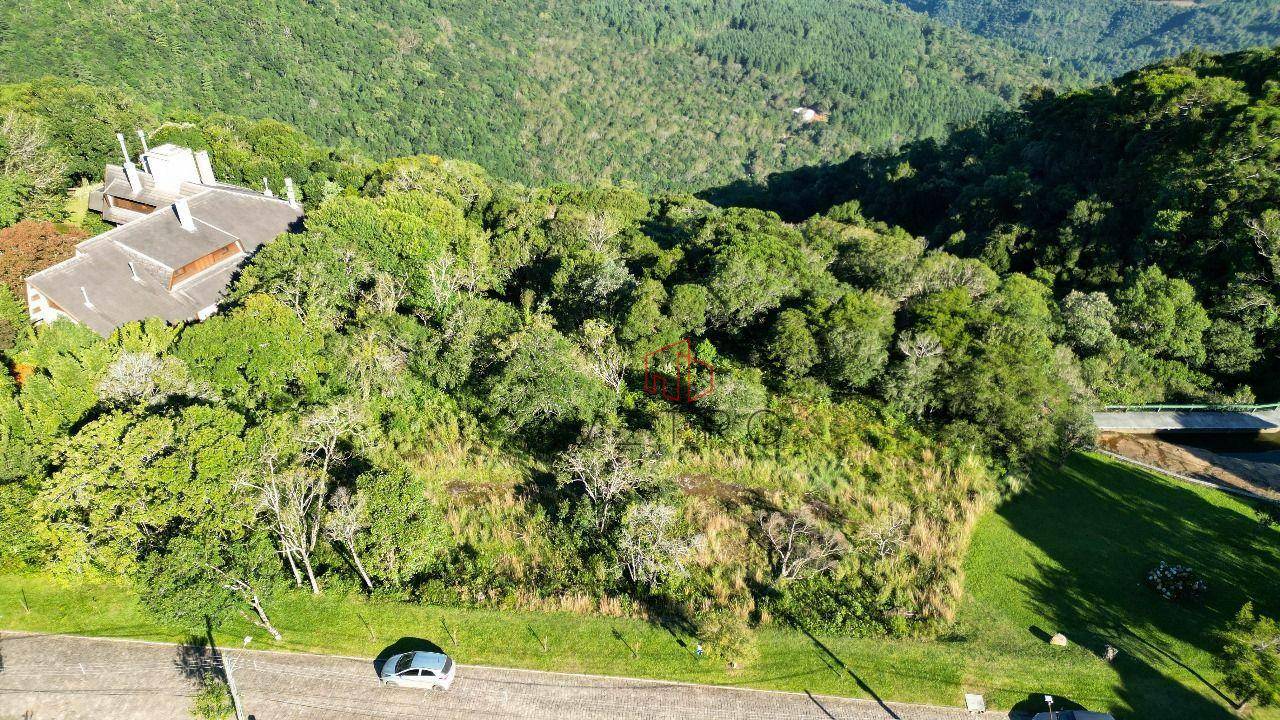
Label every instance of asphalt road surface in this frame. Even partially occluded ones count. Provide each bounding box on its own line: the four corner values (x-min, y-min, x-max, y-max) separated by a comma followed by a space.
0, 631, 1009, 719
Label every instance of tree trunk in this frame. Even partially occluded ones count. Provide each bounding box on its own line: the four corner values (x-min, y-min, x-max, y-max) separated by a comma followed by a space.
348, 541, 375, 591
596, 499, 611, 533
299, 548, 321, 595
249, 592, 283, 642
283, 547, 304, 587
309, 519, 322, 553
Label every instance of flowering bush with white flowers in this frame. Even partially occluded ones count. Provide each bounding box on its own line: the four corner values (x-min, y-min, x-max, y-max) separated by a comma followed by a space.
1146, 562, 1207, 603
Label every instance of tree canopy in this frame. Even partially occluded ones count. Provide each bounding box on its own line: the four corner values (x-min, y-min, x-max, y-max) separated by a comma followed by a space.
722, 47, 1280, 404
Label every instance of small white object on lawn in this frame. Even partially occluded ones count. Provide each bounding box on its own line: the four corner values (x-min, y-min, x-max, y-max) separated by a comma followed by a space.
243, 636, 253, 647
965, 693, 986, 713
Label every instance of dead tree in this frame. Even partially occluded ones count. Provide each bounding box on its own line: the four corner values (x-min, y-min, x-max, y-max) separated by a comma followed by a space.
200, 562, 283, 642
241, 449, 325, 595
858, 507, 911, 561
324, 486, 374, 591
557, 429, 656, 532
298, 401, 366, 553
757, 510, 848, 583
618, 502, 703, 584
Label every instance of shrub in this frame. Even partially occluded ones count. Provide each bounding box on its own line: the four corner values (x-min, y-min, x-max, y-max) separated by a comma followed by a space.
767, 575, 885, 636
1215, 602, 1280, 708
190, 675, 235, 720
1146, 561, 1206, 603
694, 608, 759, 668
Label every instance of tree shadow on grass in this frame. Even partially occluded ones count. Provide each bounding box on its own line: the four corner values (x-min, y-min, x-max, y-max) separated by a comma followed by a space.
373, 637, 444, 676
781, 615, 901, 719
999, 454, 1279, 719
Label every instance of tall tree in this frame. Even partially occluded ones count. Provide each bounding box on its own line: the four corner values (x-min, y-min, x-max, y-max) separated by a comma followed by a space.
1217, 602, 1280, 710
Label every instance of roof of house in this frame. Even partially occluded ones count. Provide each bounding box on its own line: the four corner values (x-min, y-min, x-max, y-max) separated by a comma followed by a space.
100, 164, 200, 208
27, 188, 303, 336
113, 201, 239, 270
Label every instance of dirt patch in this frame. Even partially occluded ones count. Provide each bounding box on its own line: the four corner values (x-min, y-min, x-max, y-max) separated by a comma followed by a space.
1099, 433, 1280, 501
676, 472, 761, 504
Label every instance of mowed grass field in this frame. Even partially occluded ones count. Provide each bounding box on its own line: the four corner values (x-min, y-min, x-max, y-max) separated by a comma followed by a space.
960, 453, 1280, 718
1, 452, 1277, 718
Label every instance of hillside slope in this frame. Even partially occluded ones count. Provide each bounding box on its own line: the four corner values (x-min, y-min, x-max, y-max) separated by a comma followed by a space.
718, 46, 1280, 405
902, 0, 1280, 76
0, 0, 1064, 191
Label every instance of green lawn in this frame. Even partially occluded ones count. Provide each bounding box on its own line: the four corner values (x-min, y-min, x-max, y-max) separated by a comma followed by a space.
959, 453, 1280, 718
1, 452, 1277, 718
63, 181, 91, 227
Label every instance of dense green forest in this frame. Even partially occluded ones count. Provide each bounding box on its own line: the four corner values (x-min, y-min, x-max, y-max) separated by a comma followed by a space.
0, 0, 1070, 191
3, 2, 1274, 194
0, 76, 1095, 657
901, 0, 1280, 77
714, 46, 1280, 405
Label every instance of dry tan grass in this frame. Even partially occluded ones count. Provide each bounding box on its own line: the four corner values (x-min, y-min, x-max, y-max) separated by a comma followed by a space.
414, 400, 1000, 637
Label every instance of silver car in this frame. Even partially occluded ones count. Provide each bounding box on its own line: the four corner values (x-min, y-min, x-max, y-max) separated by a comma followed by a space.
379, 650, 456, 691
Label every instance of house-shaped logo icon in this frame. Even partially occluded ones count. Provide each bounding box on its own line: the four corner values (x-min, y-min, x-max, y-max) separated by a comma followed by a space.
643, 338, 715, 404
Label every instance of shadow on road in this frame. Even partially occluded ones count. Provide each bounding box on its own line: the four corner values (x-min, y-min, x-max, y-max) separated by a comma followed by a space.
174, 617, 229, 693
173, 635, 216, 683
804, 689, 839, 719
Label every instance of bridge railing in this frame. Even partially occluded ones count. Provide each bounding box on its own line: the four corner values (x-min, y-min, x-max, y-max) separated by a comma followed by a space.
1101, 402, 1280, 413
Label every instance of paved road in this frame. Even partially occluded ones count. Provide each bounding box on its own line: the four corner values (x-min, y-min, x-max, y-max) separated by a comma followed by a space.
0, 632, 1009, 720
1093, 409, 1280, 432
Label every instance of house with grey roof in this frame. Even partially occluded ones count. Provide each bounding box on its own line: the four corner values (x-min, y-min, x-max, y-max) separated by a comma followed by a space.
25, 135, 303, 336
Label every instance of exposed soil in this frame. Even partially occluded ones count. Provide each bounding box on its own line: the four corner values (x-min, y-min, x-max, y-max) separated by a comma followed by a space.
1099, 432, 1280, 501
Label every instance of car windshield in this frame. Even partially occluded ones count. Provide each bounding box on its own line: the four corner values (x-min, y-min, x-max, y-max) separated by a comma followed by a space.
394, 654, 414, 674
442, 657, 453, 674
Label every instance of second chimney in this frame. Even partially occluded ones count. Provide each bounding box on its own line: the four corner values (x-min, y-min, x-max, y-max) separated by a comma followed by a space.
174, 198, 196, 232
284, 177, 299, 209
195, 150, 217, 185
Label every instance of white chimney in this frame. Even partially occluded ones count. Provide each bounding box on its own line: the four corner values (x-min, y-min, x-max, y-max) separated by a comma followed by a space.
261, 177, 274, 198
174, 198, 196, 232
122, 161, 142, 193
116, 133, 131, 163
195, 150, 217, 185
80, 287, 94, 309
136, 129, 150, 155
144, 145, 201, 193
284, 177, 299, 209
